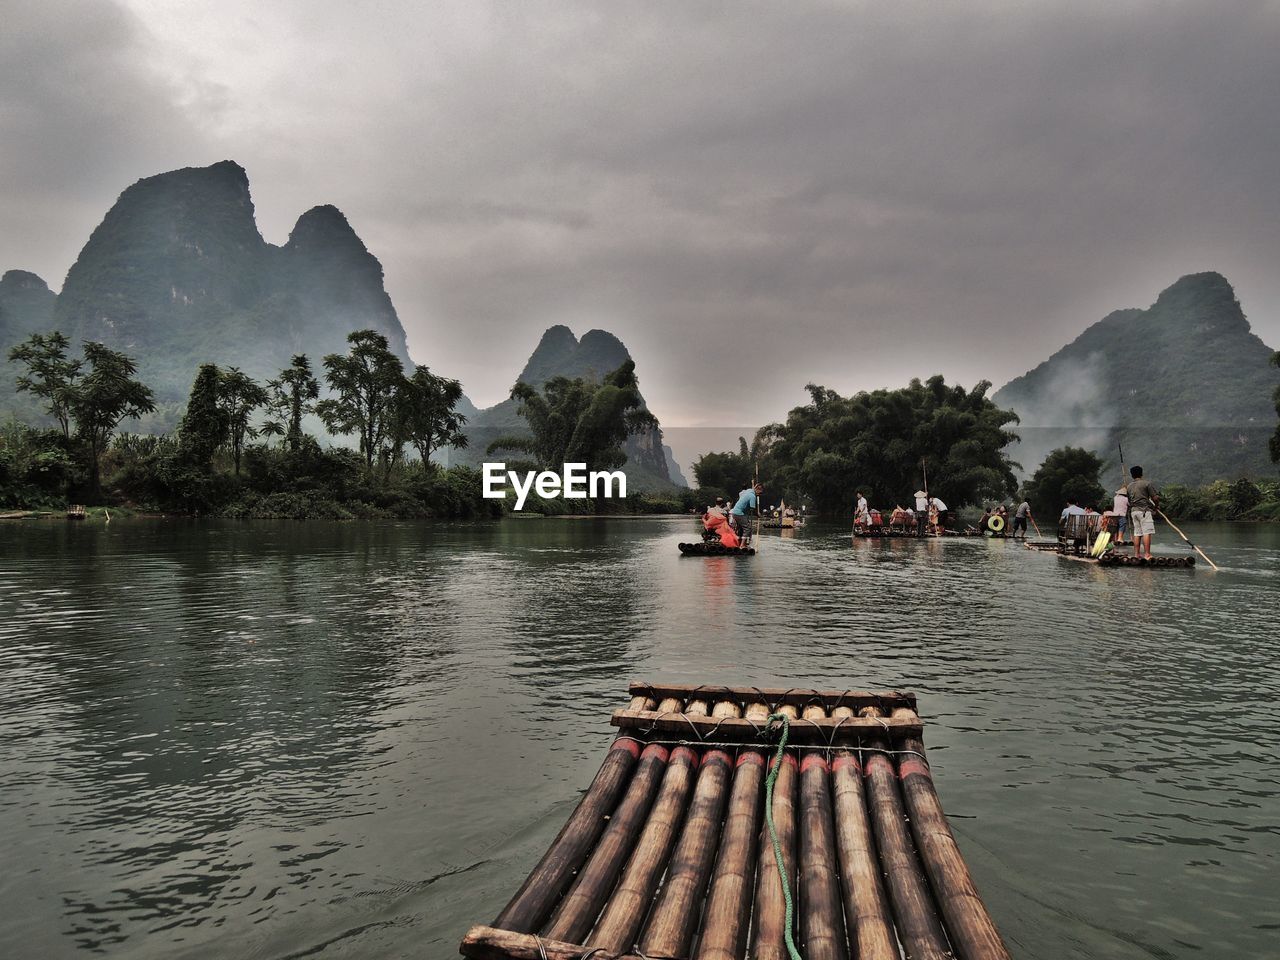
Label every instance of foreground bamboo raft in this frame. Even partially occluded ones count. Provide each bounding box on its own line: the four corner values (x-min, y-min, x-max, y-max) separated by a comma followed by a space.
460, 682, 1010, 960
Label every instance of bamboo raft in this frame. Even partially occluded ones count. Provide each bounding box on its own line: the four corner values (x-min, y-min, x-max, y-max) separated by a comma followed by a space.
1062, 551, 1195, 569
679, 542, 756, 556
1026, 541, 1196, 568
460, 682, 1010, 960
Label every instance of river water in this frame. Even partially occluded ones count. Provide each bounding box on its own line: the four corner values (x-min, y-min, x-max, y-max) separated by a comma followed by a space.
0, 517, 1277, 960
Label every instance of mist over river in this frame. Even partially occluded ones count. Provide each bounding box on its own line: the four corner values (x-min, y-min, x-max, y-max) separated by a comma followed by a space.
1, 518, 1277, 959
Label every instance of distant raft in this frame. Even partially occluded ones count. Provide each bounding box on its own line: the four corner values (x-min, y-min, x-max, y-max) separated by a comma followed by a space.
460, 681, 1011, 960
679, 541, 756, 556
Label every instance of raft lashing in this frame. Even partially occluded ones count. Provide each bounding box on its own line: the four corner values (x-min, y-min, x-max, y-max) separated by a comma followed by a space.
460, 682, 1011, 960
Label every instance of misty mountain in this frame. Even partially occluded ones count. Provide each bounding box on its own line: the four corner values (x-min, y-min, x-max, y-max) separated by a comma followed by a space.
453, 325, 682, 489
3, 161, 412, 425
994, 272, 1279, 486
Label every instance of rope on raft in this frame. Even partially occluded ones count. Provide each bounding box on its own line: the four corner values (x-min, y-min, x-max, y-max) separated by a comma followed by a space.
764, 711, 804, 960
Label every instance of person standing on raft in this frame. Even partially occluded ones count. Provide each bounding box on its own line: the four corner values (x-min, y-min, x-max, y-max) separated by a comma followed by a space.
1111, 485, 1130, 545
928, 494, 949, 532
1013, 498, 1033, 539
914, 489, 929, 537
854, 490, 870, 529
730, 481, 763, 544
1126, 466, 1159, 560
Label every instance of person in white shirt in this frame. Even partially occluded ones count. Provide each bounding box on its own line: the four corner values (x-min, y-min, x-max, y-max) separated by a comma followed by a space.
928, 495, 949, 531
854, 491, 870, 528
913, 490, 929, 537
1059, 498, 1087, 522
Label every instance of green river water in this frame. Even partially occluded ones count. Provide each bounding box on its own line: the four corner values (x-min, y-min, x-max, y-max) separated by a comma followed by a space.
1, 517, 1277, 959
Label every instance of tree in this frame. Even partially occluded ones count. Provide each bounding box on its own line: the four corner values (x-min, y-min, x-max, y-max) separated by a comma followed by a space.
487, 359, 657, 471
264, 355, 320, 452
316, 330, 405, 473
1022, 447, 1107, 518
8, 331, 81, 440
1270, 351, 1280, 464
394, 365, 468, 467
70, 342, 156, 498
693, 437, 755, 500
219, 367, 268, 475
179, 364, 228, 470
753, 375, 1019, 513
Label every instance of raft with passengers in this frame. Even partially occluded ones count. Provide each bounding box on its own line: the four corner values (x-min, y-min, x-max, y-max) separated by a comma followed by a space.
680, 483, 766, 557
460, 682, 1011, 960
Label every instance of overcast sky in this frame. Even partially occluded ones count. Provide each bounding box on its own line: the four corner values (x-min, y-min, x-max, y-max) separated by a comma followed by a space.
3, 0, 1279, 431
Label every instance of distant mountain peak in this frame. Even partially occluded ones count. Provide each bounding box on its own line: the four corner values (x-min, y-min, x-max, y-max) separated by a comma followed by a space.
0, 270, 50, 293
993, 271, 1278, 485
287, 205, 361, 245
25, 160, 413, 405
458, 323, 679, 488
579, 328, 626, 350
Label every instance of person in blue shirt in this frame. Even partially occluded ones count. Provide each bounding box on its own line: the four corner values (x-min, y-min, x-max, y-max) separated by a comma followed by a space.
730, 482, 763, 542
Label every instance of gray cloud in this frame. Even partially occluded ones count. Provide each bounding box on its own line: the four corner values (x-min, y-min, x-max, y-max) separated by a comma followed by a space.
3, 0, 1278, 432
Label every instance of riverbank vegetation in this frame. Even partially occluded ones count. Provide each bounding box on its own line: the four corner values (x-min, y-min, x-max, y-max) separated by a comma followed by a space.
1018, 445, 1279, 522
3, 330, 702, 519
2, 329, 504, 518
694, 376, 1020, 512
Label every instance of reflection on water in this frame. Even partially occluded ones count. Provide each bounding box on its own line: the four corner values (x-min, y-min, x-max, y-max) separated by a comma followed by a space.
1, 518, 1278, 959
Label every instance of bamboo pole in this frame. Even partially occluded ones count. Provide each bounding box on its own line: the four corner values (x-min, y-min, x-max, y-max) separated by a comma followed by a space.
694, 748, 765, 960
589, 746, 701, 955
831, 749, 898, 960
860, 707, 952, 960
802, 703, 829, 721
543, 743, 671, 944
890, 708, 1011, 960
638, 749, 733, 958
713, 698, 741, 719
657, 696, 684, 714
798, 754, 849, 960
687, 698, 711, 716
751, 752, 798, 960
493, 737, 643, 933
1156, 509, 1218, 570
461, 926, 644, 960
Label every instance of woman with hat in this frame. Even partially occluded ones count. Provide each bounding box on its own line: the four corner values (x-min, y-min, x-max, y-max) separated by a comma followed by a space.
1112, 485, 1129, 545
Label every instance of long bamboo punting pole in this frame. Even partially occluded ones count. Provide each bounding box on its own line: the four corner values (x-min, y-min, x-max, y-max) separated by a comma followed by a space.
639, 749, 733, 958
798, 753, 849, 960
860, 707, 952, 960
892, 708, 1011, 960
751, 752, 797, 960
493, 737, 644, 933
588, 746, 701, 955
543, 743, 671, 944
461, 925, 645, 960
831, 749, 897, 960
694, 749, 766, 960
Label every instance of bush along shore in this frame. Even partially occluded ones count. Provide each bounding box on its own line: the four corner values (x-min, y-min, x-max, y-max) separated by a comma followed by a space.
1159, 478, 1280, 522
2, 328, 704, 520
